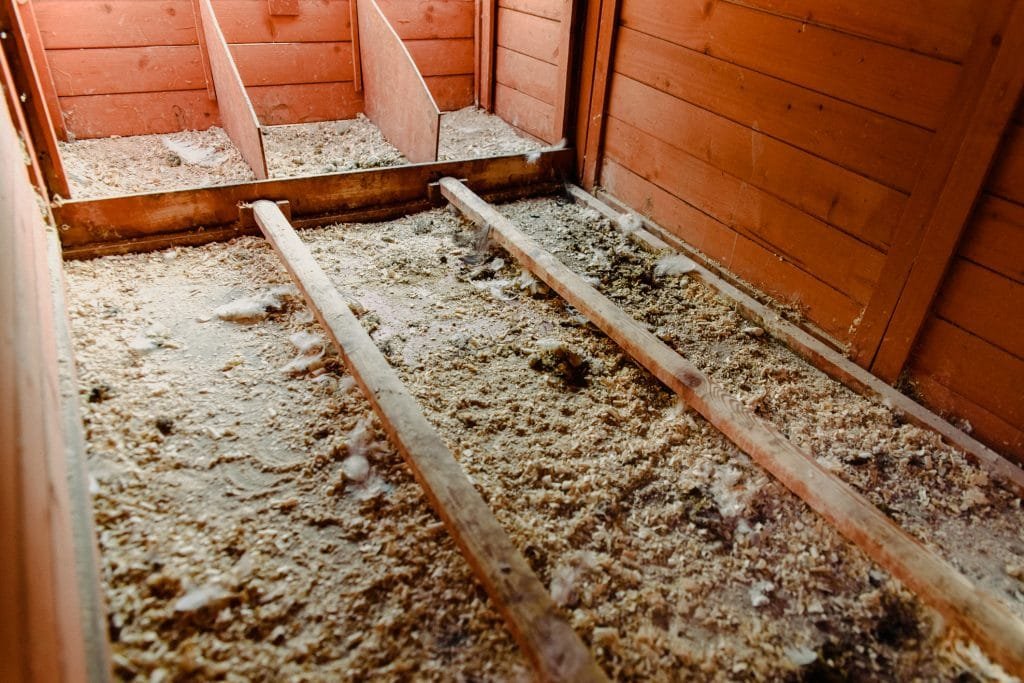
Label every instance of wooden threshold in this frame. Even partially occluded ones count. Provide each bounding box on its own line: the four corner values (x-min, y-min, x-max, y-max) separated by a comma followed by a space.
567, 185, 1024, 495
250, 200, 607, 683
439, 178, 1024, 676
55, 149, 573, 259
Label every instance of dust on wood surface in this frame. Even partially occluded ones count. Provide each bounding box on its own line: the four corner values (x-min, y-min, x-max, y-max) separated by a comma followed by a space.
59, 108, 541, 198
63, 198, 1022, 680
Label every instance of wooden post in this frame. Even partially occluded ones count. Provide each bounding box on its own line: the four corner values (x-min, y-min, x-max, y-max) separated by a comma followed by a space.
349, 0, 362, 92
440, 177, 1024, 676
478, 0, 496, 111
0, 0, 69, 197
190, 0, 217, 100
356, 0, 439, 162
551, 0, 579, 142
851, 0, 1024, 382
197, 0, 268, 179
578, 0, 619, 189
251, 200, 606, 683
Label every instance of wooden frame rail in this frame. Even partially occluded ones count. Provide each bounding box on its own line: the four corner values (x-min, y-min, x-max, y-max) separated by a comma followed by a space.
439, 177, 1024, 676
54, 149, 573, 259
570, 185, 1024, 495
356, 0, 440, 162
198, 0, 269, 179
251, 200, 606, 682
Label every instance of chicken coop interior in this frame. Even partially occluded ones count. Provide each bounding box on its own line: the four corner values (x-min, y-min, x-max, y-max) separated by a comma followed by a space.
4, 0, 1024, 680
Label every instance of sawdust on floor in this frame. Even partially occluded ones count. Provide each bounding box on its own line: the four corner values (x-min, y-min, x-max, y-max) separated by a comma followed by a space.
59, 127, 255, 200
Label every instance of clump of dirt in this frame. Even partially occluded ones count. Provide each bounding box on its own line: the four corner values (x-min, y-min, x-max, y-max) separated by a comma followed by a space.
59, 127, 255, 199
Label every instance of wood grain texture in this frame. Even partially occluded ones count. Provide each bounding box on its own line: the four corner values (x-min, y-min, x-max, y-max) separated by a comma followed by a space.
604, 116, 885, 304
935, 259, 1024, 360
0, 81, 97, 683
853, 1, 1024, 380
49, 46, 207, 96
248, 82, 363, 124
989, 123, 1024, 204
572, 184, 1024, 492
378, 0, 474, 39
424, 74, 474, 111
495, 47, 558, 104
13, 0, 66, 139
252, 200, 607, 683
213, 0, 351, 43
406, 38, 474, 76
60, 90, 219, 139
494, 83, 555, 142
607, 73, 904, 250
499, 0, 561, 20
198, 0, 267, 177
960, 195, 1024, 284
231, 42, 355, 85
496, 6, 559, 63
620, 0, 961, 130
726, 0, 981, 62
478, 0, 497, 109
613, 26, 930, 192
54, 149, 573, 247
357, 0, 439, 162
35, 0, 199, 49
441, 177, 1024, 675
601, 158, 861, 340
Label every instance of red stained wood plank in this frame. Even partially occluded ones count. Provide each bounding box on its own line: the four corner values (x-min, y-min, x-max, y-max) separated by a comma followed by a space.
494, 83, 555, 143
199, 0, 267, 177
479, 0, 497, 109
614, 27, 929, 193
495, 47, 558, 104
248, 82, 363, 124
604, 116, 885, 304
60, 91, 219, 139
14, 0, 67, 139
357, 0, 440, 162
34, 0, 198, 48
496, 7, 559, 65
378, 0, 475, 39
911, 318, 1024, 429
728, 0, 981, 63
960, 195, 1024, 284
406, 38, 475, 76
989, 123, 1024, 205
909, 372, 1024, 466
425, 75, 474, 111
620, 0, 961, 130
48, 46, 206, 96
608, 74, 904, 250
602, 158, 861, 340
498, 0, 561, 21
213, 0, 351, 43
230, 42, 354, 86
268, 0, 300, 15
935, 259, 1024, 360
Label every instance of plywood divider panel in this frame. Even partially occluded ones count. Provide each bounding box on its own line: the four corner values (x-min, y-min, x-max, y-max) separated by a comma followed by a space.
356, 0, 439, 162
853, 1, 1024, 381
198, 0, 268, 178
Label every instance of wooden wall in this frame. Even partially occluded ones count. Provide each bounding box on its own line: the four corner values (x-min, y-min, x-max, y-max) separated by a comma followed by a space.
578, 0, 1024, 466
0, 71, 98, 682
492, 0, 571, 143
590, 0, 983, 344
907, 105, 1024, 463
32, 0, 473, 138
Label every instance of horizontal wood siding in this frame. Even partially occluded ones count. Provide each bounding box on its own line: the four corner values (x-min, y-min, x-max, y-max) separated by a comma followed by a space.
493, 0, 564, 142
908, 114, 1024, 464
599, 0, 980, 346
33, 0, 473, 137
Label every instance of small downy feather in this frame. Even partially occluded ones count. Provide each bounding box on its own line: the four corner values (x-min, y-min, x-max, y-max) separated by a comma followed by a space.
653, 254, 698, 278
615, 212, 644, 234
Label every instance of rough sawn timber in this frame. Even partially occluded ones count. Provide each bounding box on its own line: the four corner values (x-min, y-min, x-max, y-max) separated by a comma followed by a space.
250, 200, 607, 683
439, 178, 1024, 676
